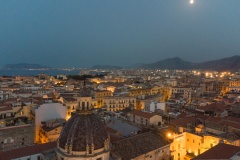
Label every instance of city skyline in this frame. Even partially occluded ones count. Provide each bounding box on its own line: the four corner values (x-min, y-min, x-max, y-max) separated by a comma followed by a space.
1, 0, 240, 68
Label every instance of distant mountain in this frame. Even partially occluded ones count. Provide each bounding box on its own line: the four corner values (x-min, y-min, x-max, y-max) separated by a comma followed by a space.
196, 55, 240, 71
140, 57, 194, 70
91, 65, 123, 70
4, 63, 52, 69
138, 55, 240, 71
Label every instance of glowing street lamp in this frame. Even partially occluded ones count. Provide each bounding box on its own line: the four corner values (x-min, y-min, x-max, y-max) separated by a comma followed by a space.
167, 133, 172, 138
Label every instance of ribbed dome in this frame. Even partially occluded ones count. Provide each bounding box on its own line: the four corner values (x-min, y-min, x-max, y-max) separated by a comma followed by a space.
58, 111, 108, 152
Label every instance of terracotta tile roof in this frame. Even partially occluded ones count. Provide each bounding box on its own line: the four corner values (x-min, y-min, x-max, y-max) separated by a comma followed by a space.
200, 103, 230, 112
170, 117, 199, 126
205, 117, 222, 123
0, 103, 11, 106
177, 113, 188, 118
220, 120, 240, 129
205, 116, 240, 130
0, 142, 57, 160
129, 110, 156, 119
227, 116, 240, 123
195, 114, 209, 121
109, 134, 124, 143
219, 132, 240, 141
192, 143, 240, 160
106, 126, 119, 134
0, 106, 12, 112
111, 131, 170, 160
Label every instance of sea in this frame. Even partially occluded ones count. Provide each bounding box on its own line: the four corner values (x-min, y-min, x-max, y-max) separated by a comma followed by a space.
0, 69, 80, 76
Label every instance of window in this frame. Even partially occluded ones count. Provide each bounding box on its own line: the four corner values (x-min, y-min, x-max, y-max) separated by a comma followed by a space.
20, 111, 24, 115
82, 102, 85, 109
210, 143, 213, 148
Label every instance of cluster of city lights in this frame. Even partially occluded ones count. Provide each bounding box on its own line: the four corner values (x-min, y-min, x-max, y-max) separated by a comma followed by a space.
204, 71, 233, 78
192, 70, 236, 78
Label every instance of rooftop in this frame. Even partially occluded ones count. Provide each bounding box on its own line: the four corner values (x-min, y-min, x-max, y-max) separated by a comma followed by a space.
111, 131, 170, 160
129, 110, 156, 119
0, 142, 57, 160
192, 143, 240, 160
107, 120, 140, 137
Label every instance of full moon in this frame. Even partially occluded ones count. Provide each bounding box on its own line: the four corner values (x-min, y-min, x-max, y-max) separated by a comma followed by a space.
190, 0, 194, 4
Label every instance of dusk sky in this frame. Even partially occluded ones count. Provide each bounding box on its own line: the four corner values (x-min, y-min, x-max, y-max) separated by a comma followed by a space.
0, 0, 240, 68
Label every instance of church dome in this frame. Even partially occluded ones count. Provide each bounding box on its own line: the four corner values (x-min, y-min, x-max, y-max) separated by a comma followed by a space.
58, 111, 109, 153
